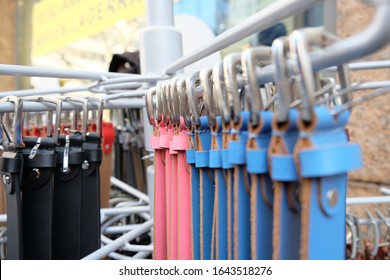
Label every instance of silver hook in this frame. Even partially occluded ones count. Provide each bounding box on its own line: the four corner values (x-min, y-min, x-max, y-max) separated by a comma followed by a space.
200, 67, 217, 128
186, 71, 201, 126
272, 37, 293, 125
169, 77, 181, 126
22, 96, 63, 145
177, 78, 192, 129
365, 209, 380, 257
0, 96, 24, 148
146, 87, 157, 126
212, 61, 230, 124
289, 30, 317, 124
223, 52, 242, 124
85, 96, 104, 138
241, 46, 272, 126
60, 96, 89, 141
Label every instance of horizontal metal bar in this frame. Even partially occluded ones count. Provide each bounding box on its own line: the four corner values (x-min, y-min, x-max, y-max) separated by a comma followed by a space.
346, 196, 390, 205
104, 90, 148, 100
100, 206, 150, 216
0, 64, 131, 80
0, 98, 144, 113
0, 85, 91, 98
255, 1, 390, 84
163, 0, 323, 75
82, 219, 153, 260
380, 187, 390, 196
321, 60, 390, 72
103, 224, 141, 234
110, 177, 150, 203
101, 235, 153, 252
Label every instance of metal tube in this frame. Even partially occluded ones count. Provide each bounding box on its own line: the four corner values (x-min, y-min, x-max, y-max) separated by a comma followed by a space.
110, 177, 150, 203
103, 224, 141, 234
255, 0, 390, 84
100, 206, 150, 216
163, 0, 323, 75
104, 90, 148, 101
0, 64, 132, 80
82, 219, 153, 260
346, 196, 390, 205
146, 0, 174, 26
100, 235, 153, 252
322, 60, 390, 72
0, 85, 90, 98
0, 98, 145, 113
380, 187, 390, 196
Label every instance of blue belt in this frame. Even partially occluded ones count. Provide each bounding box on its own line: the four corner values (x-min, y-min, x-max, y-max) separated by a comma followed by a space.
228, 111, 251, 259
295, 106, 362, 260
269, 109, 301, 260
246, 110, 273, 260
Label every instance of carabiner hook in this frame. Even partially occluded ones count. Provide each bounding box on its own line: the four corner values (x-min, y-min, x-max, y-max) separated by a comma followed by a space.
186, 71, 201, 126
200, 67, 217, 128
223, 52, 242, 125
177, 78, 192, 129
212, 61, 230, 124
241, 46, 272, 126
0, 96, 24, 148
272, 37, 293, 126
146, 87, 157, 126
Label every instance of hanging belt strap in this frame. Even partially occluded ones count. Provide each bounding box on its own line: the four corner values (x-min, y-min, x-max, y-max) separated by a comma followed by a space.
195, 116, 214, 260
22, 137, 56, 259
160, 123, 173, 259
209, 117, 228, 260
172, 119, 192, 259
80, 132, 102, 258
168, 125, 179, 259
220, 121, 234, 259
294, 106, 362, 259
114, 127, 123, 180
246, 111, 273, 260
151, 120, 167, 260
185, 126, 200, 259
228, 112, 250, 260
53, 135, 84, 259
0, 151, 23, 259
269, 109, 300, 260
122, 131, 137, 188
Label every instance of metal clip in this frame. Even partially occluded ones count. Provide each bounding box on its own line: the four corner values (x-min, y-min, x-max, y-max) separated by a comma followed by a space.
28, 137, 42, 160
63, 134, 70, 173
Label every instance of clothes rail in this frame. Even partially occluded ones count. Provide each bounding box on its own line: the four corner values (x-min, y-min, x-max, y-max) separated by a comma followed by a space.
322, 60, 390, 72
254, 0, 390, 84
82, 219, 153, 260
347, 196, 390, 205
163, 0, 324, 75
0, 98, 145, 113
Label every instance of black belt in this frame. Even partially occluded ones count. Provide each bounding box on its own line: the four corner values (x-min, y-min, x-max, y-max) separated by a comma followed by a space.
80, 133, 102, 258
22, 137, 57, 260
52, 136, 84, 260
0, 151, 23, 260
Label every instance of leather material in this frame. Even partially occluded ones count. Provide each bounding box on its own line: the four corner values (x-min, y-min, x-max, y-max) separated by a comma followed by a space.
186, 149, 196, 164
270, 109, 301, 260
299, 143, 362, 177
296, 106, 362, 260
209, 150, 222, 168
271, 155, 298, 181
228, 140, 246, 165
246, 150, 268, 174
195, 151, 210, 168
22, 144, 56, 260
80, 137, 102, 258
52, 144, 83, 260
0, 152, 23, 259
221, 149, 233, 169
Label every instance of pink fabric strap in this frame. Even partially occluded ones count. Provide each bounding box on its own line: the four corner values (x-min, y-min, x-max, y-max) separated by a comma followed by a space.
175, 124, 192, 259
153, 122, 167, 259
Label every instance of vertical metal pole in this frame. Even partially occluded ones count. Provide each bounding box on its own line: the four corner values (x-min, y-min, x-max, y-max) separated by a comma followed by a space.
140, 0, 183, 153
139, 0, 183, 224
